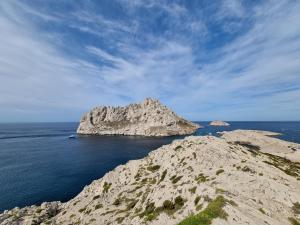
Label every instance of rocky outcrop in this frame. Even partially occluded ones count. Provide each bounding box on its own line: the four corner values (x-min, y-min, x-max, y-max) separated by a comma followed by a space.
77, 98, 200, 136
1, 130, 300, 225
210, 120, 230, 126
0, 202, 61, 225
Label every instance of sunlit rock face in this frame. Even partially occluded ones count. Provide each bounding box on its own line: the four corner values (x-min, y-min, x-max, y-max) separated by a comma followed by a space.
77, 98, 201, 136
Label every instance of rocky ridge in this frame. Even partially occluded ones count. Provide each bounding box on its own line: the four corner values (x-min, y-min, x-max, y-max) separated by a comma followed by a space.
1, 130, 300, 225
77, 98, 200, 136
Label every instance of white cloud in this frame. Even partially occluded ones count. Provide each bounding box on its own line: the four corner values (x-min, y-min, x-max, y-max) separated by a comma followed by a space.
0, 0, 299, 121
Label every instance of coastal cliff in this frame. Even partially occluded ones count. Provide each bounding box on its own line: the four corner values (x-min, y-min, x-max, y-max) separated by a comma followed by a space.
1, 130, 300, 225
77, 98, 200, 136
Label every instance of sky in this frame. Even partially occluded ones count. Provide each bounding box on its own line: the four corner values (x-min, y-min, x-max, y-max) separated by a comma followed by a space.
0, 0, 299, 122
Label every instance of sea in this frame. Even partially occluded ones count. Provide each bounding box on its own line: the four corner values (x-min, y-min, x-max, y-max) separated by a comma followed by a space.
0, 122, 299, 212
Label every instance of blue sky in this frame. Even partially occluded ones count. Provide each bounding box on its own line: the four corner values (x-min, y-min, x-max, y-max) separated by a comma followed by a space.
0, 0, 299, 122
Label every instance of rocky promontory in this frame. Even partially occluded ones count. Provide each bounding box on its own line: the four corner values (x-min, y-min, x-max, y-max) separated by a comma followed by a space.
77, 98, 200, 136
1, 130, 300, 225
210, 120, 230, 126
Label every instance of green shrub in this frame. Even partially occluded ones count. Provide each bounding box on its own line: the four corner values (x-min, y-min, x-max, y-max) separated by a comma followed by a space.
113, 198, 121, 206
195, 173, 208, 183
174, 145, 183, 151
258, 208, 266, 214
189, 186, 197, 194
227, 199, 237, 206
289, 217, 300, 225
203, 195, 212, 202
292, 202, 300, 214
158, 169, 167, 184
194, 196, 201, 205
170, 175, 183, 184
196, 204, 203, 211
178, 196, 228, 225
216, 169, 224, 175
116, 217, 125, 223
175, 196, 184, 207
95, 204, 103, 210
180, 157, 186, 164
78, 207, 86, 213
193, 152, 196, 159
147, 165, 161, 172
163, 200, 175, 210
103, 182, 112, 193
93, 195, 100, 200
35, 208, 43, 214
242, 166, 255, 173
145, 213, 157, 221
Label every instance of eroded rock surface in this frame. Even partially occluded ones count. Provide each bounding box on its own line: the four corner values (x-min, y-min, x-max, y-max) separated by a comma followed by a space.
1, 130, 300, 225
77, 98, 200, 136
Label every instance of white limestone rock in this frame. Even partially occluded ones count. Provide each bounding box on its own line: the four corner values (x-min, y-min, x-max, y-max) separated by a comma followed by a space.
77, 98, 201, 136
210, 120, 230, 126
2, 130, 300, 225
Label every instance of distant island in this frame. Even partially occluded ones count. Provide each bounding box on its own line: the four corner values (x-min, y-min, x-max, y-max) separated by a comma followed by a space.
77, 98, 200, 136
210, 120, 230, 126
1, 130, 299, 224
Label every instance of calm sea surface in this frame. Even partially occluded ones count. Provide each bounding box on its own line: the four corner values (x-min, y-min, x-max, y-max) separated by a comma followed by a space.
0, 122, 299, 212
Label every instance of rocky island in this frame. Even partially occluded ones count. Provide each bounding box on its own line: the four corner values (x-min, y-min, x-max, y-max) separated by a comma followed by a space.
210, 120, 230, 126
77, 98, 200, 136
1, 130, 300, 225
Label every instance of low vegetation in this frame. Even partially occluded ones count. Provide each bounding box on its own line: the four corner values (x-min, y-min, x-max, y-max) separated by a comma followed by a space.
262, 153, 300, 179
93, 195, 100, 200
195, 173, 209, 183
258, 208, 266, 214
139, 196, 185, 221
178, 196, 228, 225
94, 204, 103, 210
170, 175, 183, 184
289, 217, 300, 225
174, 145, 183, 151
158, 169, 167, 184
147, 165, 161, 172
241, 166, 256, 174
292, 202, 300, 214
233, 141, 261, 151
216, 169, 224, 175
194, 196, 201, 205
189, 186, 197, 194
103, 182, 112, 193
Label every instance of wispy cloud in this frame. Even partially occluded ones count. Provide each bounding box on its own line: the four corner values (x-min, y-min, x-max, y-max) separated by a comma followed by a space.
0, 0, 299, 122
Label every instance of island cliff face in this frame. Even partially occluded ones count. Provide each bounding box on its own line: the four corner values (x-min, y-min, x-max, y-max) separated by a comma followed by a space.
1, 130, 300, 225
77, 98, 200, 136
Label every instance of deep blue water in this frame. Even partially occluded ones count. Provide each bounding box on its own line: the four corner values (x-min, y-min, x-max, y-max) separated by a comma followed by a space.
0, 122, 299, 212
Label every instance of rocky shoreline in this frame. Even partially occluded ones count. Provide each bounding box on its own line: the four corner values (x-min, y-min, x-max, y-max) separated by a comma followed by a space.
1, 130, 300, 225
